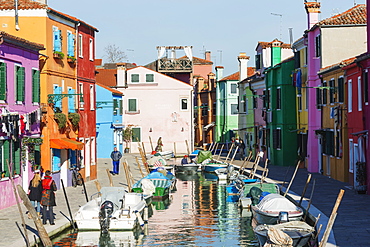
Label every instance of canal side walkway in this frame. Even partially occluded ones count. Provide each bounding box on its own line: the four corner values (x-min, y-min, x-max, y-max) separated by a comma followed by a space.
1, 154, 143, 247
1, 153, 370, 247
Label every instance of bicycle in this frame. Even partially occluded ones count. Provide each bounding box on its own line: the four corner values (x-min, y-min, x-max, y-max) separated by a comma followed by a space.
71, 164, 83, 187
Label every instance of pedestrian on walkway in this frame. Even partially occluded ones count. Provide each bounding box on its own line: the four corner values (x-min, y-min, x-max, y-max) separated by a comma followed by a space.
27, 170, 42, 218
41, 170, 57, 225
110, 147, 122, 175
155, 137, 163, 152
239, 139, 246, 160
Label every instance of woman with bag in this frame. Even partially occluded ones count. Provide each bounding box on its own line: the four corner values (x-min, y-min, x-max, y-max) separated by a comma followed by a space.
41, 170, 57, 225
27, 170, 42, 218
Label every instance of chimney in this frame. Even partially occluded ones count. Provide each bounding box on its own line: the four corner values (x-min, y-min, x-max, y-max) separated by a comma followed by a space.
238, 52, 250, 81
215, 66, 224, 81
305, 2, 321, 29
116, 63, 126, 87
205, 51, 211, 61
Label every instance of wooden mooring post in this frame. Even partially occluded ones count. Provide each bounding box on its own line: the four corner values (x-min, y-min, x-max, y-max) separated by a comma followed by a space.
284, 160, 301, 197
61, 179, 76, 230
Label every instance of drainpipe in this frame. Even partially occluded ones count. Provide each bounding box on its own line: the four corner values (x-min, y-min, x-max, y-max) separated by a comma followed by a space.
14, 0, 20, 31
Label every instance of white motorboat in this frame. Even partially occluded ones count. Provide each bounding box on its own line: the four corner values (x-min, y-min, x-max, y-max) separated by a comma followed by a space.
75, 187, 147, 232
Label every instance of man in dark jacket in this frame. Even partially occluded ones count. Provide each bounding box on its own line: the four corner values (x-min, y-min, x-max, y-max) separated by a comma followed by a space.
110, 147, 122, 175
41, 170, 57, 225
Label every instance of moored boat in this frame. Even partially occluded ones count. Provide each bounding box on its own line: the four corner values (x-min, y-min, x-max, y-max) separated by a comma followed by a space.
202, 162, 228, 173
75, 187, 147, 232
254, 221, 315, 247
239, 182, 280, 209
251, 194, 304, 225
175, 163, 199, 174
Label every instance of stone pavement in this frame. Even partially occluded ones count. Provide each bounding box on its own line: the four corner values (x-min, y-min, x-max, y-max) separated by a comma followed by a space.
1, 154, 144, 247
1, 153, 369, 247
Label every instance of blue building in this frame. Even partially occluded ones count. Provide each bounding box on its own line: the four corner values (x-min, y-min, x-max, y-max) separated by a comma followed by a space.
96, 83, 124, 158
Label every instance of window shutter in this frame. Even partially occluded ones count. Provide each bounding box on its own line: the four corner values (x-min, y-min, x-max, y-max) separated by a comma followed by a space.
54, 28, 61, 52
16, 67, 25, 102
363, 71, 368, 103
67, 32, 71, 56
0, 63, 6, 101
13, 141, 20, 175
119, 99, 123, 115
34, 145, 40, 167
68, 88, 75, 112
128, 99, 136, 112
338, 78, 344, 103
54, 86, 62, 110
72, 34, 76, 57
131, 74, 139, 82
52, 148, 61, 172
3, 141, 9, 177
255, 54, 261, 70
146, 74, 154, 82
32, 70, 40, 103
272, 129, 278, 149
132, 127, 141, 142
113, 99, 118, 115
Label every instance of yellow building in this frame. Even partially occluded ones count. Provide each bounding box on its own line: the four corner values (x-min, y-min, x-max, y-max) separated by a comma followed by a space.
0, 1, 86, 186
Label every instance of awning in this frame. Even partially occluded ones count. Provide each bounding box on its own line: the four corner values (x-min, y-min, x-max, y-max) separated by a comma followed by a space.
50, 138, 84, 150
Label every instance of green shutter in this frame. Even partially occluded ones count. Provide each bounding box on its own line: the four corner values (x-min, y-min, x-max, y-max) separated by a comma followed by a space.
13, 141, 21, 175
119, 99, 123, 115
131, 74, 139, 82
113, 99, 118, 115
0, 63, 6, 101
128, 99, 136, 112
146, 74, 154, 82
16, 67, 25, 102
32, 70, 40, 103
3, 141, 9, 177
132, 127, 141, 142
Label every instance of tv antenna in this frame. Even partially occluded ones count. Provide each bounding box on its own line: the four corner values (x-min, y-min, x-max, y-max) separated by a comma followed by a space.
271, 13, 283, 40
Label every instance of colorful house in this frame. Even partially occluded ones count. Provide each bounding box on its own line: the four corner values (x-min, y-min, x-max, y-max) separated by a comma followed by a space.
303, 2, 367, 173
0, 0, 98, 188
265, 56, 297, 166
0, 31, 44, 209
95, 83, 124, 158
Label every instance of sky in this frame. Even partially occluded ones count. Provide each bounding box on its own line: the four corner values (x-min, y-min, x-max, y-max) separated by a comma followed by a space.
49, 0, 365, 76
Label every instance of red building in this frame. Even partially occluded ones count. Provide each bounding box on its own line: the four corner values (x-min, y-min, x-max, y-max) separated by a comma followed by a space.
76, 21, 99, 181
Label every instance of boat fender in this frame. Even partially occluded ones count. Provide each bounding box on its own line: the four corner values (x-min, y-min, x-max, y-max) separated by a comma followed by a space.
144, 206, 149, 222
135, 211, 145, 226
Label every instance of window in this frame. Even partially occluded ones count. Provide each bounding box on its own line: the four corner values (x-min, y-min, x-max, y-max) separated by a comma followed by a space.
273, 128, 281, 149
131, 74, 139, 83
263, 90, 267, 108
132, 127, 141, 142
113, 99, 118, 115
349, 139, 354, 172
323, 130, 334, 156
335, 130, 341, 158
15, 66, 25, 102
68, 87, 75, 112
213, 102, 216, 115
329, 79, 335, 104
315, 34, 321, 57
79, 83, 84, 109
231, 83, 237, 94
363, 70, 368, 105
67, 31, 75, 57
0, 62, 6, 101
298, 95, 302, 111
338, 77, 344, 103
316, 88, 322, 109
268, 89, 271, 110
231, 104, 238, 115
52, 148, 61, 172
255, 54, 262, 70
146, 74, 154, 82
53, 85, 62, 112
358, 76, 362, 111
201, 103, 208, 116
53, 27, 62, 52
245, 98, 249, 115
89, 38, 93, 61
252, 91, 257, 109
294, 51, 300, 69
90, 85, 94, 110
128, 98, 137, 112
119, 99, 123, 115
276, 88, 281, 110
32, 69, 40, 103
78, 34, 83, 57
181, 98, 188, 110
0, 140, 20, 177
322, 81, 327, 105
348, 79, 352, 112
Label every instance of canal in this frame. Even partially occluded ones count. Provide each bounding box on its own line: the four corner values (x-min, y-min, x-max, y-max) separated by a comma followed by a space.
52, 172, 259, 246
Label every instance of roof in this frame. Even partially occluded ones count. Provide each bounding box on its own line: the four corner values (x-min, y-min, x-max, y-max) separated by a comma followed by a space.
178, 56, 213, 65
0, 0, 98, 31
219, 67, 255, 81
317, 4, 366, 26
96, 68, 117, 87
318, 56, 356, 75
257, 39, 291, 50
0, 31, 45, 50
96, 82, 123, 96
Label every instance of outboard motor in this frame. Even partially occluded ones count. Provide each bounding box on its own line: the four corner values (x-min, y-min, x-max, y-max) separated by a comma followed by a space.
99, 200, 114, 233
278, 211, 289, 223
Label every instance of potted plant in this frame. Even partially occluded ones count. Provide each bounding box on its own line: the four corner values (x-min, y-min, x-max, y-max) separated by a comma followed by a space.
355, 161, 367, 194
123, 126, 133, 153
68, 112, 80, 128
54, 112, 67, 129
53, 51, 65, 59
67, 55, 76, 63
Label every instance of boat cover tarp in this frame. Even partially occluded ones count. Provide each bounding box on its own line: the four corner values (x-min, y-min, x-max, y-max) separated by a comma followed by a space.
197, 151, 213, 163
147, 156, 167, 167
100, 187, 126, 208
265, 227, 293, 247
257, 194, 300, 212
133, 172, 172, 189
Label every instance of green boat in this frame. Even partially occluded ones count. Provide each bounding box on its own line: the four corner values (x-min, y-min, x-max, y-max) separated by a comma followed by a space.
132, 171, 175, 199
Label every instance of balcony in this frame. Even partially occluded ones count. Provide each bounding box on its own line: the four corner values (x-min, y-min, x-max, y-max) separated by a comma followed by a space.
158, 58, 192, 72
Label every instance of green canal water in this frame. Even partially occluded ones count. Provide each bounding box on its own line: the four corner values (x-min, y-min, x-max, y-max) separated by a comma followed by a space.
52, 172, 259, 246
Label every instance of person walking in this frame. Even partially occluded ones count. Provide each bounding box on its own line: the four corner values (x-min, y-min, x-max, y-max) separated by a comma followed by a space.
110, 147, 122, 175
41, 170, 57, 225
155, 137, 163, 152
28, 170, 42, 218
239, 139, 246, 160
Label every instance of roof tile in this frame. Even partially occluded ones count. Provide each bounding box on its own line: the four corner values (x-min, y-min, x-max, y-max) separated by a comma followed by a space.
318, 4, 366, 26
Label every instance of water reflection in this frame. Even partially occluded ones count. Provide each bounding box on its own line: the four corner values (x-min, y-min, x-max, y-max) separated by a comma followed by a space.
53, 172, 258, 246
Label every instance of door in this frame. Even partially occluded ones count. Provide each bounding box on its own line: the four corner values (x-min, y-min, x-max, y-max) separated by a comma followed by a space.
85, 138, 90, 178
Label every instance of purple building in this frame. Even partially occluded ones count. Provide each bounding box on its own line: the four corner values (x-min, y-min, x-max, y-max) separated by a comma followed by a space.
0, 31, 44, 209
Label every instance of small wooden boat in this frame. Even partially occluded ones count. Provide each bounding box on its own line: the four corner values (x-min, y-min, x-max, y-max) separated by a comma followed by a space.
202, 162, 228, 173
132, 171, 175, 200
75, 187, 147, 232
175, 163, 199, 174
239, 182, 279, 209
254, 221, 315, 247
251, 194, 304, 225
